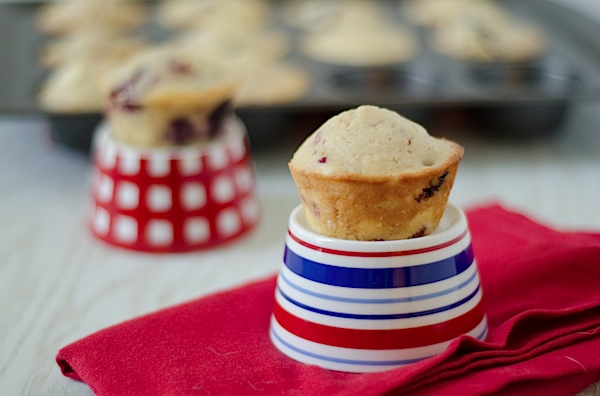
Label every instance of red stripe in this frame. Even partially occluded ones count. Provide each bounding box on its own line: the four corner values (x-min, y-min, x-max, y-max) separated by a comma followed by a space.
287, 229, 468, 258
273, 300, 485, 350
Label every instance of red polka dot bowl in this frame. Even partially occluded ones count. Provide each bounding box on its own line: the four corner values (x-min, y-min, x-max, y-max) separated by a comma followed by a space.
89, 116, 260, 252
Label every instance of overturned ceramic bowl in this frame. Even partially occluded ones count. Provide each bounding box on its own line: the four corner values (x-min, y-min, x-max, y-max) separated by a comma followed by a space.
89, 116, 260, 253
270, 202, 486, 372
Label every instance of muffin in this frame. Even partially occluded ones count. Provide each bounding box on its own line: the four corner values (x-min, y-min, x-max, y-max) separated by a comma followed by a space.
38, 40, 144, 113
38, 57, 107, 113
156, 0, 270, 32
402, 0, 547, 62
403, 0, 505, 28
289, 105, 464, 241
36, 0, 148, 36
39, 32, 146, 69
234, 62, 311, 106
104, 50, 239, 147
430, 15, 547, 63
174, 26, 291, 69
284, 0, 383, 32
298, 2, 417, 67
300, 25, 417, 67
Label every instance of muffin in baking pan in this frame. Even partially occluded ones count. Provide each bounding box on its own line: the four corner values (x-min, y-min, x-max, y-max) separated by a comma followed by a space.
36, 0, 148, 36
403, 0, 547, 63
429, 12, 547, 62
298, 0, 418, 67
156, 0, 271, 32
38, 40, 146, 114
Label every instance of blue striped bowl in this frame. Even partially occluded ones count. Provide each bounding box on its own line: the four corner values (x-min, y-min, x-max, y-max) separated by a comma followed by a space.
269, 203, 487, 373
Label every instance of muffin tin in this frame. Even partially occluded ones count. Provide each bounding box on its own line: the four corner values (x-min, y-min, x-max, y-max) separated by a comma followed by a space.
2, 0, 600, 151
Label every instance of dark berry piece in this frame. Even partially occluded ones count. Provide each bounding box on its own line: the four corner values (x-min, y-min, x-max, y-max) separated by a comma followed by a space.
109, 70, 144, 112
415, 171, 448, 203
169, 59, 193, 75
166, 118, 196, 145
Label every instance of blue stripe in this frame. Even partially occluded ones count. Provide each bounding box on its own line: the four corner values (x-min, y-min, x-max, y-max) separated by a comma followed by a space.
476, 322, 488, 341
284, 244, 474, 288
279, 264, 479, 304
277, 284, 481, 320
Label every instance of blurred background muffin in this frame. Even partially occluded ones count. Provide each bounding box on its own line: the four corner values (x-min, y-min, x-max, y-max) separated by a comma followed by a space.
156, 0, 271, 32
298, 0, 418, 66
103, 49, 239, 147
26, 0, 580, 150
36, 0, 148, 36
403, 0, 547, 62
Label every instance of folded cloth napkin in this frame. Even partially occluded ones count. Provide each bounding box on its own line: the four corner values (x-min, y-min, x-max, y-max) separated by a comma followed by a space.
56, 204, 600, 396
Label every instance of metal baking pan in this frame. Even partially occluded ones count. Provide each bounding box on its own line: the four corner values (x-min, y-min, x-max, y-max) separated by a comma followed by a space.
2, 0, 600, 153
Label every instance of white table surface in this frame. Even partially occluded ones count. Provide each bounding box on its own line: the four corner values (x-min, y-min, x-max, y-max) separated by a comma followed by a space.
2, 0, 600, 393
1, 99, 600, 395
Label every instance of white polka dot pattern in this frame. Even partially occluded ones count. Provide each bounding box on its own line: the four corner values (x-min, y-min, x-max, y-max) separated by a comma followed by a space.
116, 181, 139, 210
119, 150, 141, 175
240, 197, 260, 224
146, 220, 174, 246
207, 145, 229, 170
181, 182, 206, 211
216, 208, 241, 237
101, 142, 117, 169
90, 117, 260, 252
113, 215, 138, 243
148, 156, 171, 177
184, 217, 210, 244
92, 206, 110, 236
234, 166, 254, 194
179, 156, 203, 176
146, 185, 172, 213
96, 175, 114, 203
211, 175, 236, 204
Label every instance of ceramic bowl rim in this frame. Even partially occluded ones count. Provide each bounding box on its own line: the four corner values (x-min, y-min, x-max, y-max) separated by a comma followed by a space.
288, 202, 467, 253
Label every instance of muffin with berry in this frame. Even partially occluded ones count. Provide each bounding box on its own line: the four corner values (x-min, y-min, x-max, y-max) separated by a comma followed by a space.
105, 50, 239, 147
289, 105, 463, 241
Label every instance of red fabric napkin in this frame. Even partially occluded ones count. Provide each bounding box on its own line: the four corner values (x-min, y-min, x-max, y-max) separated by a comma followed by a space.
56, 204, 600, 396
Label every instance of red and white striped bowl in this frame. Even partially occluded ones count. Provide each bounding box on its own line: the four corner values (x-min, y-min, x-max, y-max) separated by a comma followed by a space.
89, 116, 260, 253
270, 203, 486, 372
